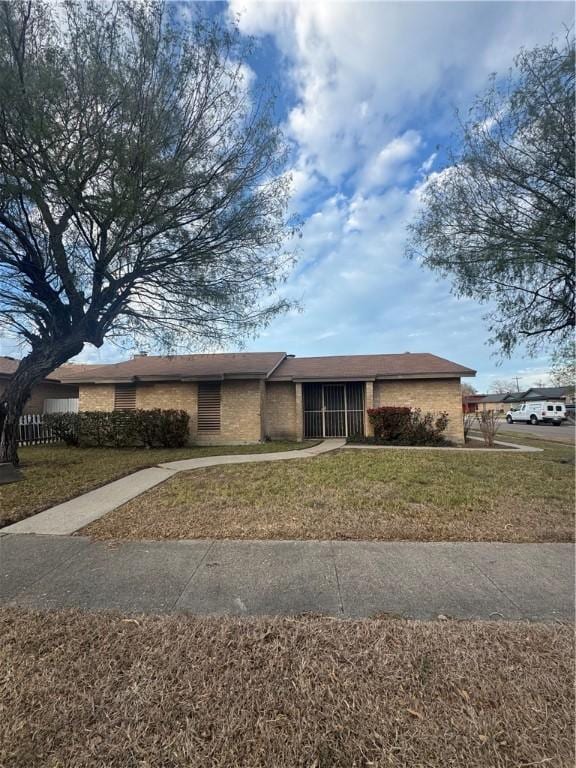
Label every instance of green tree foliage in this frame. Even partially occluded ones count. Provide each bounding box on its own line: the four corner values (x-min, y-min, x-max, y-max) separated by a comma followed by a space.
407, 37, 575, 356
0, 0, 294, 462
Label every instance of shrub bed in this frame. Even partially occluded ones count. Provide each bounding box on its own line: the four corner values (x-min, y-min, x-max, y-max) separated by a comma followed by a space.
44, 409, 190, 449
349, 406, 451, 446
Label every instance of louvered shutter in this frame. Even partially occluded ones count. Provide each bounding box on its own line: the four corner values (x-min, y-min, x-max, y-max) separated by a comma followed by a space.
198, 382, 221, 431
114, 384, 137, 411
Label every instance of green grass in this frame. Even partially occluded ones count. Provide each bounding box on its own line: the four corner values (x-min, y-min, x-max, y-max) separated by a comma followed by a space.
0, 441, 315, 527
85, 435, 575, 542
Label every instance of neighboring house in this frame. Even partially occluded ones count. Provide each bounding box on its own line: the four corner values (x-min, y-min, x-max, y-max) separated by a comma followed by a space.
462, 393, 486, 413
0, 357, 79, 414
477, 386, 575, 415
476, 393, 512, 413
63, 351, 476, 444
519, 386, 575, 404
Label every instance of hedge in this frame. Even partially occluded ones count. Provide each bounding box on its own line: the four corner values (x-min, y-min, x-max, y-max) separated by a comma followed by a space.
44, 409, 190, 449
365, 406, 450, 446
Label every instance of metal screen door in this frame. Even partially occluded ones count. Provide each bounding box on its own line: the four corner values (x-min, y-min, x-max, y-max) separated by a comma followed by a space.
323, 385, 346, 437
303, 382, 365, 438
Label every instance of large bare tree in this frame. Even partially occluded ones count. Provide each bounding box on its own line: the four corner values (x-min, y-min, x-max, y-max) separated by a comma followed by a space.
0, 0, 294, 463
407, 37, 575, 356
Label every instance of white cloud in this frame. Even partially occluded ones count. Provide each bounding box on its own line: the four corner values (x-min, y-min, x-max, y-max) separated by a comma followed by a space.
231, 0, 570, 190
420, 152, 438, 173
230, 6, 572, 386
360, 131, 422, 192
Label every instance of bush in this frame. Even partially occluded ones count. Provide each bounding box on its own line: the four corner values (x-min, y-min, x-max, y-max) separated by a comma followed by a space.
366, 406, 450, 446
478, 410, 501, 447
47, 409, 190, 449
408, 409, 449, 445
463, 412, 476, 440
367, 406, 412, 441
44, 412, 80, 446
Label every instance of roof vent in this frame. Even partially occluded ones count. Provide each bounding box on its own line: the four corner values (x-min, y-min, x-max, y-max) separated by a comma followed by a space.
133, 351, 148, 358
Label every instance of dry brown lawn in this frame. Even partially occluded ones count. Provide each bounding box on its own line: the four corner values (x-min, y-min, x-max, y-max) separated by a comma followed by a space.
0, 441, 313, 527
84, 438, 575, 542
0, 608, 573, 768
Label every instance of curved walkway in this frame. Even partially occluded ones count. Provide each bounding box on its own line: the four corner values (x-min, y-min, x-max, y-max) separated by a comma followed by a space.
2, 439, 345, 536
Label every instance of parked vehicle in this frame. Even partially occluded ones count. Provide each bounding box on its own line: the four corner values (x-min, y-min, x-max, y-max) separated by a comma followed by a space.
505, 402, 566, 425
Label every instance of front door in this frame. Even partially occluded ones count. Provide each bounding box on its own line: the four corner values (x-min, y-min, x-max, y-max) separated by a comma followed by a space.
302, 382, 365, 439
323, 384, 346, 437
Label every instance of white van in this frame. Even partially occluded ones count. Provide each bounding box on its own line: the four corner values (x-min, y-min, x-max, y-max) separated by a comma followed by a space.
506, 401, 566, 426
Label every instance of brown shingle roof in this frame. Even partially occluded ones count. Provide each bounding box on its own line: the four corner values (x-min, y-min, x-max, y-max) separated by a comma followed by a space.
270, 353, 475, 381
60, 352, 287, 383
2, 352, 476, 384
0, 357, 103, 382
0, 356, 68, 381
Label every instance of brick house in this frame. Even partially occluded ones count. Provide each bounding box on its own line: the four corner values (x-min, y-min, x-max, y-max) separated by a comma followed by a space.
63, 351, 475, 444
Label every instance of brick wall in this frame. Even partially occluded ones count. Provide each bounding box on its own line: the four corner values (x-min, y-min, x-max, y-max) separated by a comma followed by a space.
264, 382, 297, 440
137, 382, 198, 433
79, 380, 264, 444
373, 378, 464, 443
78, 377, 465, 445
196, 379, 264, 445
78, 384, 115, 412
213, 380, 263, 443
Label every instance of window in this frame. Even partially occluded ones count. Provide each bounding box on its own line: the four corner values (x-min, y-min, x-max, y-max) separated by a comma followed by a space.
114, 384, 136, 410
556, 405, 563, 411
547, 405, 554, 412
198, 382, 221, 432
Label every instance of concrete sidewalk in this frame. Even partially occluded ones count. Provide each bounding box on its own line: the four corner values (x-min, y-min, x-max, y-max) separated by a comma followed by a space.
1, 535, 573, 621
2, 439, 345, 536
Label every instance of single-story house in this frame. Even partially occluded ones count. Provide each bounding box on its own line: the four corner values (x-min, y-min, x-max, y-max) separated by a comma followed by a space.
62, 351, 476, 444
462, 393, 486, 413
519, 386, 574, 404
476, 386, 575, 413
475, 393, 514, 413
0, 356, 79, 414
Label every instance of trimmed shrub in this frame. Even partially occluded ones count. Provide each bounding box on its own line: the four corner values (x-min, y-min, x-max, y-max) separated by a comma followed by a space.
46, 409, 190, 449
367, 406, 412, 441
366, 406, 450, 446
43, 412, 80, 446
78, 411, 116, 447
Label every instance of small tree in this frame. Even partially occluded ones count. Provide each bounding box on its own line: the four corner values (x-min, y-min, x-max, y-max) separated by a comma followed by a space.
407, 37, 575, 356
0, 1, 294, 463
461, 382, 477, 396
478, 411, 502, 448
463, 412, 476, 441
489, 379, 517, 395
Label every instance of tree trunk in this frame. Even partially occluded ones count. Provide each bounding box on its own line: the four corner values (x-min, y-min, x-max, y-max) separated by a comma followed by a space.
0, 340, 84, 465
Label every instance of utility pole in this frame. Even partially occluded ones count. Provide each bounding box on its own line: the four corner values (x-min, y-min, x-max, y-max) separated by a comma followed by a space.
514, 376, 521, 392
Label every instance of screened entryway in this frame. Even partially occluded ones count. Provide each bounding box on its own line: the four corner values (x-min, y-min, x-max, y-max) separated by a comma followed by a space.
303, 382, 365, 438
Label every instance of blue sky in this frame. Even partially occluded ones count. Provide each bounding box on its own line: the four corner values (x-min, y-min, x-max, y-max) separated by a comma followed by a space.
230, 0, 574, 392
2, 1, 572, 392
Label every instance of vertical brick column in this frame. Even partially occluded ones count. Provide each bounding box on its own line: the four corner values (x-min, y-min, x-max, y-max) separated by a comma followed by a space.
295, 382, 304, 441
364, 380, 374, 437
259, 380, 266, 441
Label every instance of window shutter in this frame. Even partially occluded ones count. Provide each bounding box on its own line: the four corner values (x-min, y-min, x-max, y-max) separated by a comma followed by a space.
114, 384, 137, 411
198, 382, 221, 431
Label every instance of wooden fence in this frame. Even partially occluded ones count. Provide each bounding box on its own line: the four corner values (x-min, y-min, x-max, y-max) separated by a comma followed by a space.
18, 414, 61, 446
